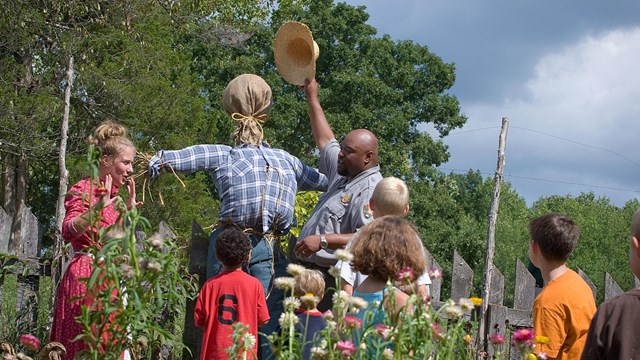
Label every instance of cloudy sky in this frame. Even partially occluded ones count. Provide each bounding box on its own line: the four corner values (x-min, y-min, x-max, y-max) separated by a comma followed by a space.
341, 0, 640, 206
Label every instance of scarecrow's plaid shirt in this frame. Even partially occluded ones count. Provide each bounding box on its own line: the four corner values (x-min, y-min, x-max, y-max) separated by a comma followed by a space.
149, 142, 327, 234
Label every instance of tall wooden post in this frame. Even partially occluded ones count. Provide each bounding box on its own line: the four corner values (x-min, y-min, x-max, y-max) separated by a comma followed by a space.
478, 117, 509, 355
50, 56, 73, 327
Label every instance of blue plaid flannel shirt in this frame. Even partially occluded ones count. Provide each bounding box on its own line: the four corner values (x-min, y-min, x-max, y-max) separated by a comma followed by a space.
149, 142, 328, 234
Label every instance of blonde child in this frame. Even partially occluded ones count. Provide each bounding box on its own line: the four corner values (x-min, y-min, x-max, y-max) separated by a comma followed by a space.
293, 269, 327, 360
338, 177, 431, 298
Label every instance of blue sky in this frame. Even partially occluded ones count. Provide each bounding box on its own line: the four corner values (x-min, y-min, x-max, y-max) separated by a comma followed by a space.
341, 0, 640, 206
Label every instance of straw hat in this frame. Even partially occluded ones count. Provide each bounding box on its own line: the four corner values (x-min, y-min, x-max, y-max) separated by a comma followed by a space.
274, 21, 320, 86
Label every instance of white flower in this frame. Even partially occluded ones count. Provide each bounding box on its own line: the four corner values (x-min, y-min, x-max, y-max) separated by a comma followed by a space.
310, 346, 328, 359
283, 296, 301, 309
242, 332, 256, 349
442, 303, 464, 319
359, 342, 367, 351
286, 263, 307, 276
332, 290, 350, 307
458, 298, 475, 312
349, 296, 368, 310
278, 312, 299, 327
335, 249, 353, 262
274, 277, 296, 290
147, 233, 164, 249
328, 266, 341, 279
326, 319, 337, 330
382, 348, 394, 359
147, 261, 162, 272
300, 293, 320, 307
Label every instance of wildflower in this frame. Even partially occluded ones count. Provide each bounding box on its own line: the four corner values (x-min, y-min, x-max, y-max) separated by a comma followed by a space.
428, 267, 442, 279
469, 297, 483, 307
512, 328, 535, 345
120, 264, 135, 279
146, 261, 162, 272
286, 263, 307, 276
278, 312, 299, 327
18, 334, 40, 351
395, 267, 415, 283
442, 303, 463, 319
137, 336, 148, 348
535, 336, 549, 345
381, 348, 394, 359
94, 185, 108, 197
242, 332, 256, 349
432, 323, 444, 341
283, 296, 301, 309
328, 266, 341, 278
335, 249, 353, 262
274, 277, 296, 290
326, 319, 337, 331
332, 290, 350, 307
489, 333, 505, 345
458, 298, 475, 312
526, 354, 537, 360
348, 296, 368, 310
336, 340, 356, 358
464, 334, 473, 345
310, 346, 328, 359
322, 310, 334, 320
147, 233, 164, 249
300, 293, 319, 308
537, 352, 548, 359
343, 315, 362, 330
375, 324, 390, 339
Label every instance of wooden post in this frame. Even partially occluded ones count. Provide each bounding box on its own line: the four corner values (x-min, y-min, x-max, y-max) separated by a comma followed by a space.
450, 250, 473, 301
50, 56, 73, 328
182, 221, 209, 360
479, 117, 509, 354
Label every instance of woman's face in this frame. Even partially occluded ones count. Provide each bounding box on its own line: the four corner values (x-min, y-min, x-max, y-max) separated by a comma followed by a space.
102, 146, 134, 187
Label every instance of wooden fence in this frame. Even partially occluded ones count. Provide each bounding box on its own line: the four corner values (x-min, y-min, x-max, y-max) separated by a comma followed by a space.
1, 207, 639, 359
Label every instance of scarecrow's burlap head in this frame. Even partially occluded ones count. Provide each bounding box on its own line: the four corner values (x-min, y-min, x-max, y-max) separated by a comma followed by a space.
223, 74, 273, 146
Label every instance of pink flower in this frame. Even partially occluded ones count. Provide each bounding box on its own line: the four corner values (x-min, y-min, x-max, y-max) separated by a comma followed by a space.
19, 333, 40, 351
395, 267, 415, 283
322, 309, 334, 320
336, 340, 356, 357
428, 267, 442, 280
375, 324, 390, 339
490, 333, 505, 345
432, 323, 444, 340
343, 315, 363, 329
512, 328, 535, 344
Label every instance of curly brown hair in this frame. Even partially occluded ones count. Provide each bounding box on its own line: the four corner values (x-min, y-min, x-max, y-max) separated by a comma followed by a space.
350, 216, 426, 282
215, 226, 252, 267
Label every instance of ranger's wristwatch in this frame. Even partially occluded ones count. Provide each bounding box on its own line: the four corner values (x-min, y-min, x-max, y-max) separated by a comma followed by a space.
319, 234, 329, 250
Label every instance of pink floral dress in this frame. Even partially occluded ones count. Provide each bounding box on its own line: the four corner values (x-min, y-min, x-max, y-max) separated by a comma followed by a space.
50, 177, 121, 359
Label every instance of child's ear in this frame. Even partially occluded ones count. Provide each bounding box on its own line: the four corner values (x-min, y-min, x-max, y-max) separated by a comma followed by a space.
631, 236, 640, 258
402, 204, 410, 217
369, 198, 377, 215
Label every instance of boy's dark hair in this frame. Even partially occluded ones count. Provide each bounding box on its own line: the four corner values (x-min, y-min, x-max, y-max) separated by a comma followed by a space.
529, 213, 580, 261
216, 226, 251, 267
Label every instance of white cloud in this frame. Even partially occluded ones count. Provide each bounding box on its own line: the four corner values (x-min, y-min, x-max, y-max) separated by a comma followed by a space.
449, 27, 640, 205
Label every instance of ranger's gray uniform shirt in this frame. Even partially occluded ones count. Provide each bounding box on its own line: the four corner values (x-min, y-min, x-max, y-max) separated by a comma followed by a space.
297, 138, 382, 267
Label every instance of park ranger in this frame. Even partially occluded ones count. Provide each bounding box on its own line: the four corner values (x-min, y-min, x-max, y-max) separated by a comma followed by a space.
294, 78, 383, 309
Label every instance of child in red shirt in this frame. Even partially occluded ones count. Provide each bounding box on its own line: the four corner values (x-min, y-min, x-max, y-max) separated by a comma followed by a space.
194, 226, 270, 359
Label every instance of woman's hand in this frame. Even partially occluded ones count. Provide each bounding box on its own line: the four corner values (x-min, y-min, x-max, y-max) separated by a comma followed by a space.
126, 177, 143, 210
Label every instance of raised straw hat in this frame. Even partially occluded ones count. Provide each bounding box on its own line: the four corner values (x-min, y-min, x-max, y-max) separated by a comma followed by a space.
274, 21, 320, 86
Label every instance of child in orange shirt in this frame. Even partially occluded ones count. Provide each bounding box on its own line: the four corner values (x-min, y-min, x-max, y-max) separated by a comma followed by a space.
529, 213, 596, 359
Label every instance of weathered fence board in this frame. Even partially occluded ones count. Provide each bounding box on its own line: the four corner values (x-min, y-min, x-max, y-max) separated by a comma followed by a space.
451, 250, 473, 301
513, 258, 535, 310
604, 272, 624, 301
181, 221, 208, 360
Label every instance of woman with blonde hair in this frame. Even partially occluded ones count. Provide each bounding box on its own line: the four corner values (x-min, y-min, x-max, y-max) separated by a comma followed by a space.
51, 121, 141, 359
